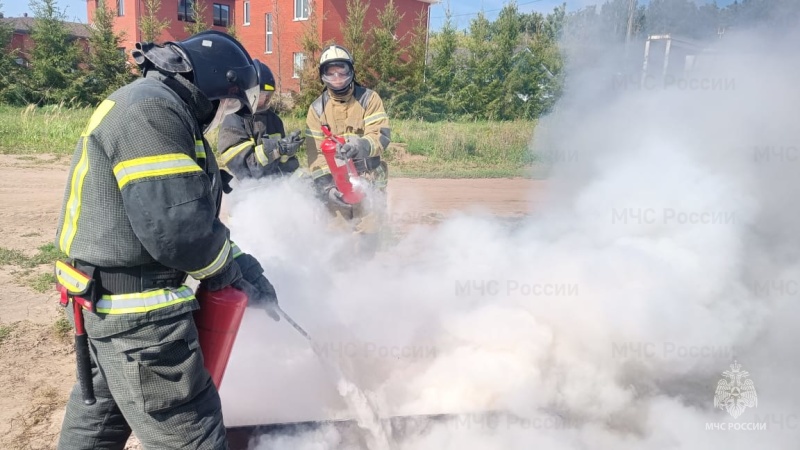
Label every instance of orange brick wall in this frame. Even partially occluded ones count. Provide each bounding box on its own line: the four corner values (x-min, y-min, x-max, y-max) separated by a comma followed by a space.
84, 0, 432, 93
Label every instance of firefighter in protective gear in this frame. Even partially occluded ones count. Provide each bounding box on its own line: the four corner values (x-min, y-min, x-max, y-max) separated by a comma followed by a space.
217, 59, 303, 180
55, 31, 277, 450
305, 44, 391, 254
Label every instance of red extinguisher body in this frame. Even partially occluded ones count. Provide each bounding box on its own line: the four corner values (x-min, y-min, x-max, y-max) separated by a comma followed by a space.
194, 286, 248, 389
320, 125, 365, 204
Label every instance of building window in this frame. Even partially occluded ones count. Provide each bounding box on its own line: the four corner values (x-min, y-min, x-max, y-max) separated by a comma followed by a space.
293, 52, 306, 78
178, 0, 195, 22
295, 0, 309, 20
117, 0, 124, 16
243, 1, 250, 25
213, 4, 229, 27
265, 14, 273, 53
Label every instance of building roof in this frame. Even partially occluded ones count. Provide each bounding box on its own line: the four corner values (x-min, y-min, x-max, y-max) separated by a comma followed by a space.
0, 16, 91, 39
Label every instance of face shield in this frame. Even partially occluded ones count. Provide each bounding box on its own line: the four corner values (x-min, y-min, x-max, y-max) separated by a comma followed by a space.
204, 97, 248, 134
255, 91, 274, 113
321, 63, 354, 92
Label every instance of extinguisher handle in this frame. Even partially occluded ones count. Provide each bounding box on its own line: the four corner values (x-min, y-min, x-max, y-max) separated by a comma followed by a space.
74, 333, 96, 405
73, 301, 96, 405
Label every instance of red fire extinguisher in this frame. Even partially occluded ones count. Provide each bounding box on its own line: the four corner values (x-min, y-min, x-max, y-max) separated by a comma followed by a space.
320, 125, 365, 204
194, 285, 248, 389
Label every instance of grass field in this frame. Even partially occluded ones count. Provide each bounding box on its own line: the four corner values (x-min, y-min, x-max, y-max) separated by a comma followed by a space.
0, 105, 541, 178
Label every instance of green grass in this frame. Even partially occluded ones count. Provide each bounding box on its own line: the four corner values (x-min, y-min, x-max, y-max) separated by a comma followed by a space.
0, 105, 540, 178
29, 272, 56, 293
52, 311, 72, 343
0, 104, 92, 155
0, 243, 66, 269
0, 323, 12, 344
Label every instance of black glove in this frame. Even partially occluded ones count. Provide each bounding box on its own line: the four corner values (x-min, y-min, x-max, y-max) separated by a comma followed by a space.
233, 253, 280, 322
340, 137, 371, 161
201, 261, 242, 292
313, 174, 352, 215
277, 131, 304, 157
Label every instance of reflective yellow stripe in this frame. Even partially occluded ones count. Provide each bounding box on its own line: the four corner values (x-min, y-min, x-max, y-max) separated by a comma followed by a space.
59, 99, 116, 254
231, 242, 242, 258
113, 154, 202, 189
95, 286, 195, 314
219, 140, 254, 166
55, 261, 91, 294
305, 129, 324, 139
263, 84, 275, 91
366, 136, 378, 157
268, 133, 282, 139
187, 240, 230, 279
195, 140, 206, 159
255, 143, 269, 166
364, 112, 388, 125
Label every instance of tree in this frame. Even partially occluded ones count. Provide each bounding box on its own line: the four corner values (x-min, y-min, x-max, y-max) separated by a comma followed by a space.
292, 0, 323, 115
424, 11, 459, 120
0, 1, 25, 104
342, 0, 370, 86
139, 0, 170, 42
28, 0, 82, 105
80, 0, 134, 104
184, 0, 209, 35
370, 0, 404, 99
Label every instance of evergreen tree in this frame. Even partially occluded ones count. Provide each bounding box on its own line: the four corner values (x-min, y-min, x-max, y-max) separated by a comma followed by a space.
293, 0, 323, 115
0, 1, 25, 104
28, 0, 82, 105
80, 0, 134, 104
184, 0, 209, 35
370, 0, 404, 101
343, 0, 370, 86
139, 0, 170, 42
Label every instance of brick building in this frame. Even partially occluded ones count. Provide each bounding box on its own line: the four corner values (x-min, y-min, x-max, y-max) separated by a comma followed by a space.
84, 0, 437, 93
0, 14, 91, 66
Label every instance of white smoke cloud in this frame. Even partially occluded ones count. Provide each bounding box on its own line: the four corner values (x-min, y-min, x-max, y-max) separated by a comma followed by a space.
219, 21, 800, 450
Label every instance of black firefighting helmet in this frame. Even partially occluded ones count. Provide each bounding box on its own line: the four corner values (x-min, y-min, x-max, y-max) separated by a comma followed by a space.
173, 30, 259, 115
319, 44, 354, 95
255, 59, 276, 92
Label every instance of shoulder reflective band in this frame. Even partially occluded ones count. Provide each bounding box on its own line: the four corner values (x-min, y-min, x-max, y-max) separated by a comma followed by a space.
305, 128, 324, 139
59, 99, 116, 254
55, 260, 92, 295
95, 285, 195, 314
187, 240, 231, 280
113, 153, 203, 190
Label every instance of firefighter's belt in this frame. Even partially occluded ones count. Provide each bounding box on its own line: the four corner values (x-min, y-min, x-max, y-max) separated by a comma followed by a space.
74, 260, 187, 295
353, 156, 382, 174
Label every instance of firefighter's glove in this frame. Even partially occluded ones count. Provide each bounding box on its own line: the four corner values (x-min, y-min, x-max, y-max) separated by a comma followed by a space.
314, 174, 352, 215
234, 253, 280, 322
341, 137, 371, 161
201, 261, 243, 292
277, 131, 304, 158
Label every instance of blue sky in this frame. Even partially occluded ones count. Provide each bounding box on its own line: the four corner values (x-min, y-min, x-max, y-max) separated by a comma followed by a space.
1, 0, 739, 28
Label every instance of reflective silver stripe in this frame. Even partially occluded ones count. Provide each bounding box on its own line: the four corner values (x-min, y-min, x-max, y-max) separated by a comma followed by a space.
187, 240, 231, 279
219, 140, 254, 166
306, 128, 324, 139
364, 112, 388, 125
55, 261, 90, 293
113, 154, 202, 189
95, 286, 195, 314
195, 140, 206, 159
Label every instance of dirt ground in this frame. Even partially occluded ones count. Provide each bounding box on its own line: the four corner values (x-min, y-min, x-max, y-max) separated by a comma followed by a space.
0, 154, 545, 449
